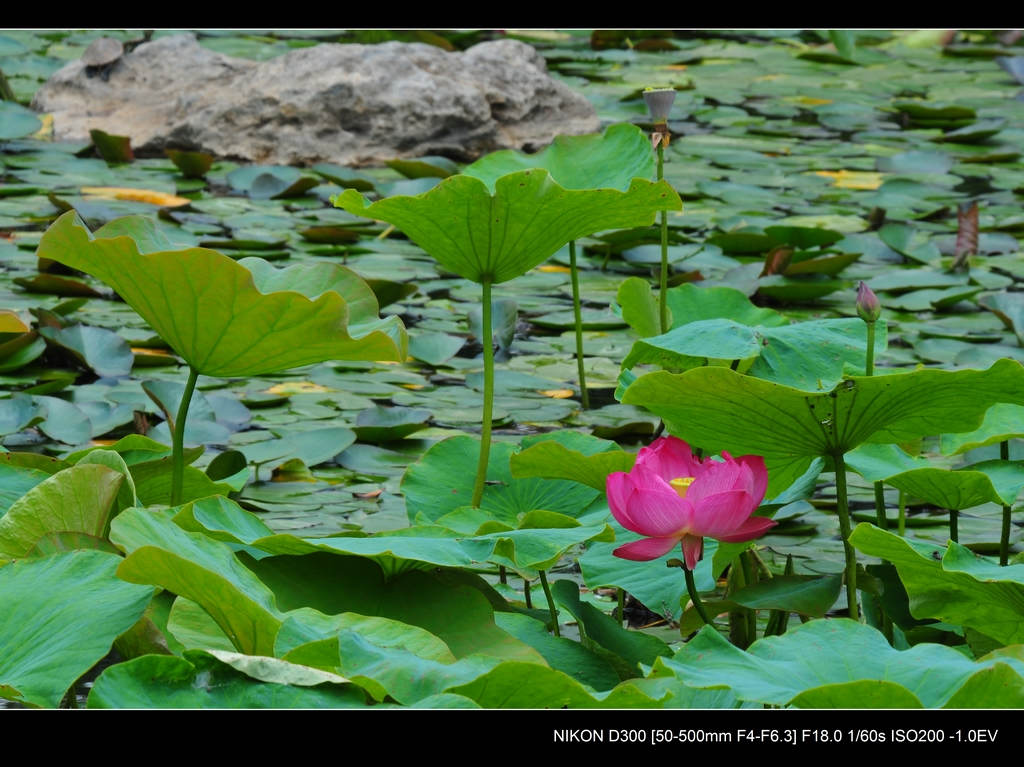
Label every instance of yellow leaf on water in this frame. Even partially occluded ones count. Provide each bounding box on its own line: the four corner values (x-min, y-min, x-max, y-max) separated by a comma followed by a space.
130, 347, 174, 356
401, 383, 425, 390
784, 96, 833, 106
80, 187, 191, 207
536, 264, 571, 273
813, 169, 884, 190
90, 439, 118, 446
264, 381, 333, 395
538, 389, 575, 399
31, 113, 53, 140
0, 310, 29, 334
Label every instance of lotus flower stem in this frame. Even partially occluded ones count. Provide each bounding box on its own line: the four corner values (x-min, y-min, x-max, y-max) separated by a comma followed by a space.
832, 451, 860, 621
523, 578, 533, 609
656, 143, 670, 334
949, 509, 959, 542
1002, 440, 1011, 566
569, 240, 590, 409
741, 551, 757, 640
617, 587, 625, 626
471, 280, 495, 508
538, 570, 560, 637
863, 321, 889, 530
171, 365, 199, 506
684, 566, 712, 627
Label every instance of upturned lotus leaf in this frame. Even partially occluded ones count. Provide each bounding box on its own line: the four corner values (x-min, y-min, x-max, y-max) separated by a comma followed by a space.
333, 169, 680, 285
35, 212, 407, 377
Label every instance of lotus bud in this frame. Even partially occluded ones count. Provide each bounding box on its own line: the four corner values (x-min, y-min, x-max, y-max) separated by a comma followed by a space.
643, 87, 677, 123
856, 281, 881, 323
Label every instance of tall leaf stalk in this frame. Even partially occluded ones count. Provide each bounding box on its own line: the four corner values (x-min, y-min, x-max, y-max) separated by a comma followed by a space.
471, 280, 495, 508
170, 366, 199, 506
569, 240, 590, 409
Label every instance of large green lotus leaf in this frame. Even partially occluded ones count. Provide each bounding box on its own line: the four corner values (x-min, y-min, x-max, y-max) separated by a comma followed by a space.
844, 442, 932, 482
447, 661, 670, 709
851, 524, 1024, 645
35, 212, 407, 376
0, 463, 123, 558
665, 283, 787, 329
285, 629, 502, 705
509, 431, 635, 491
0, 551, 154, 708
275, 609, 456, 661
249, 530, 474, 571
623, 318, 887, 391
111, 508, 285, 656
655, 618, 1024, 708
166, 597, 237, 652
76, 448, 138, 511
551, 579, 672, 677
333, 169, 680, 284
460, 519, 614, 573
623, 360, 1024, 496
463, 123, 654, 192
616, 276, 664, 338
87, 651, 368, 709
493, 612, 622, 692
247, 553, 541, 662
883, 460, 1024, 509
173, 495, 276, 545
0, 461, 52, 518
65, 434, 200, 466
402, 435, 599, 525
579, 522, 717, 622
728, 574, 843, 618
129, 457, 234, 506
941, 403, 1024, 456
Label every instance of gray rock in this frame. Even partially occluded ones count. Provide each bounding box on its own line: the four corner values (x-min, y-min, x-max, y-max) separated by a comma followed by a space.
32, 34, 599, 166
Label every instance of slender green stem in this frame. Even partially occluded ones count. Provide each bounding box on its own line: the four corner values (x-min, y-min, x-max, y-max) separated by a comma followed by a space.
523, 578, 532, 609
538, 570, 559, 637
949, 509, 959, 543
656, 143, 669, 334
568, 240, 590, 409
471, 280, 494, 508
617, 588, 625, 626
874, 481, 888, 530
1002, 440, 1011, 566
741, 551, 757, 641
171, 365, 199, 506
898, 490, 907, 537
498, 565, 506, 585
833, 452, 860, 622
684, 566, 712, 627
865, 321, 876, 377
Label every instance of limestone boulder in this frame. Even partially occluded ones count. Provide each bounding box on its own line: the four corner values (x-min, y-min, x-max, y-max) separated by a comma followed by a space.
31, 34, 599, 166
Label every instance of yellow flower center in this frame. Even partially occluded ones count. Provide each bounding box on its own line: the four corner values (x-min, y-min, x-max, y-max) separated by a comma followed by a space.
669, 476, 696, 499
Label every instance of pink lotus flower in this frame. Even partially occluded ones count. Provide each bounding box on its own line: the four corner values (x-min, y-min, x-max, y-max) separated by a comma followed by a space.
607, 437, 774, 570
